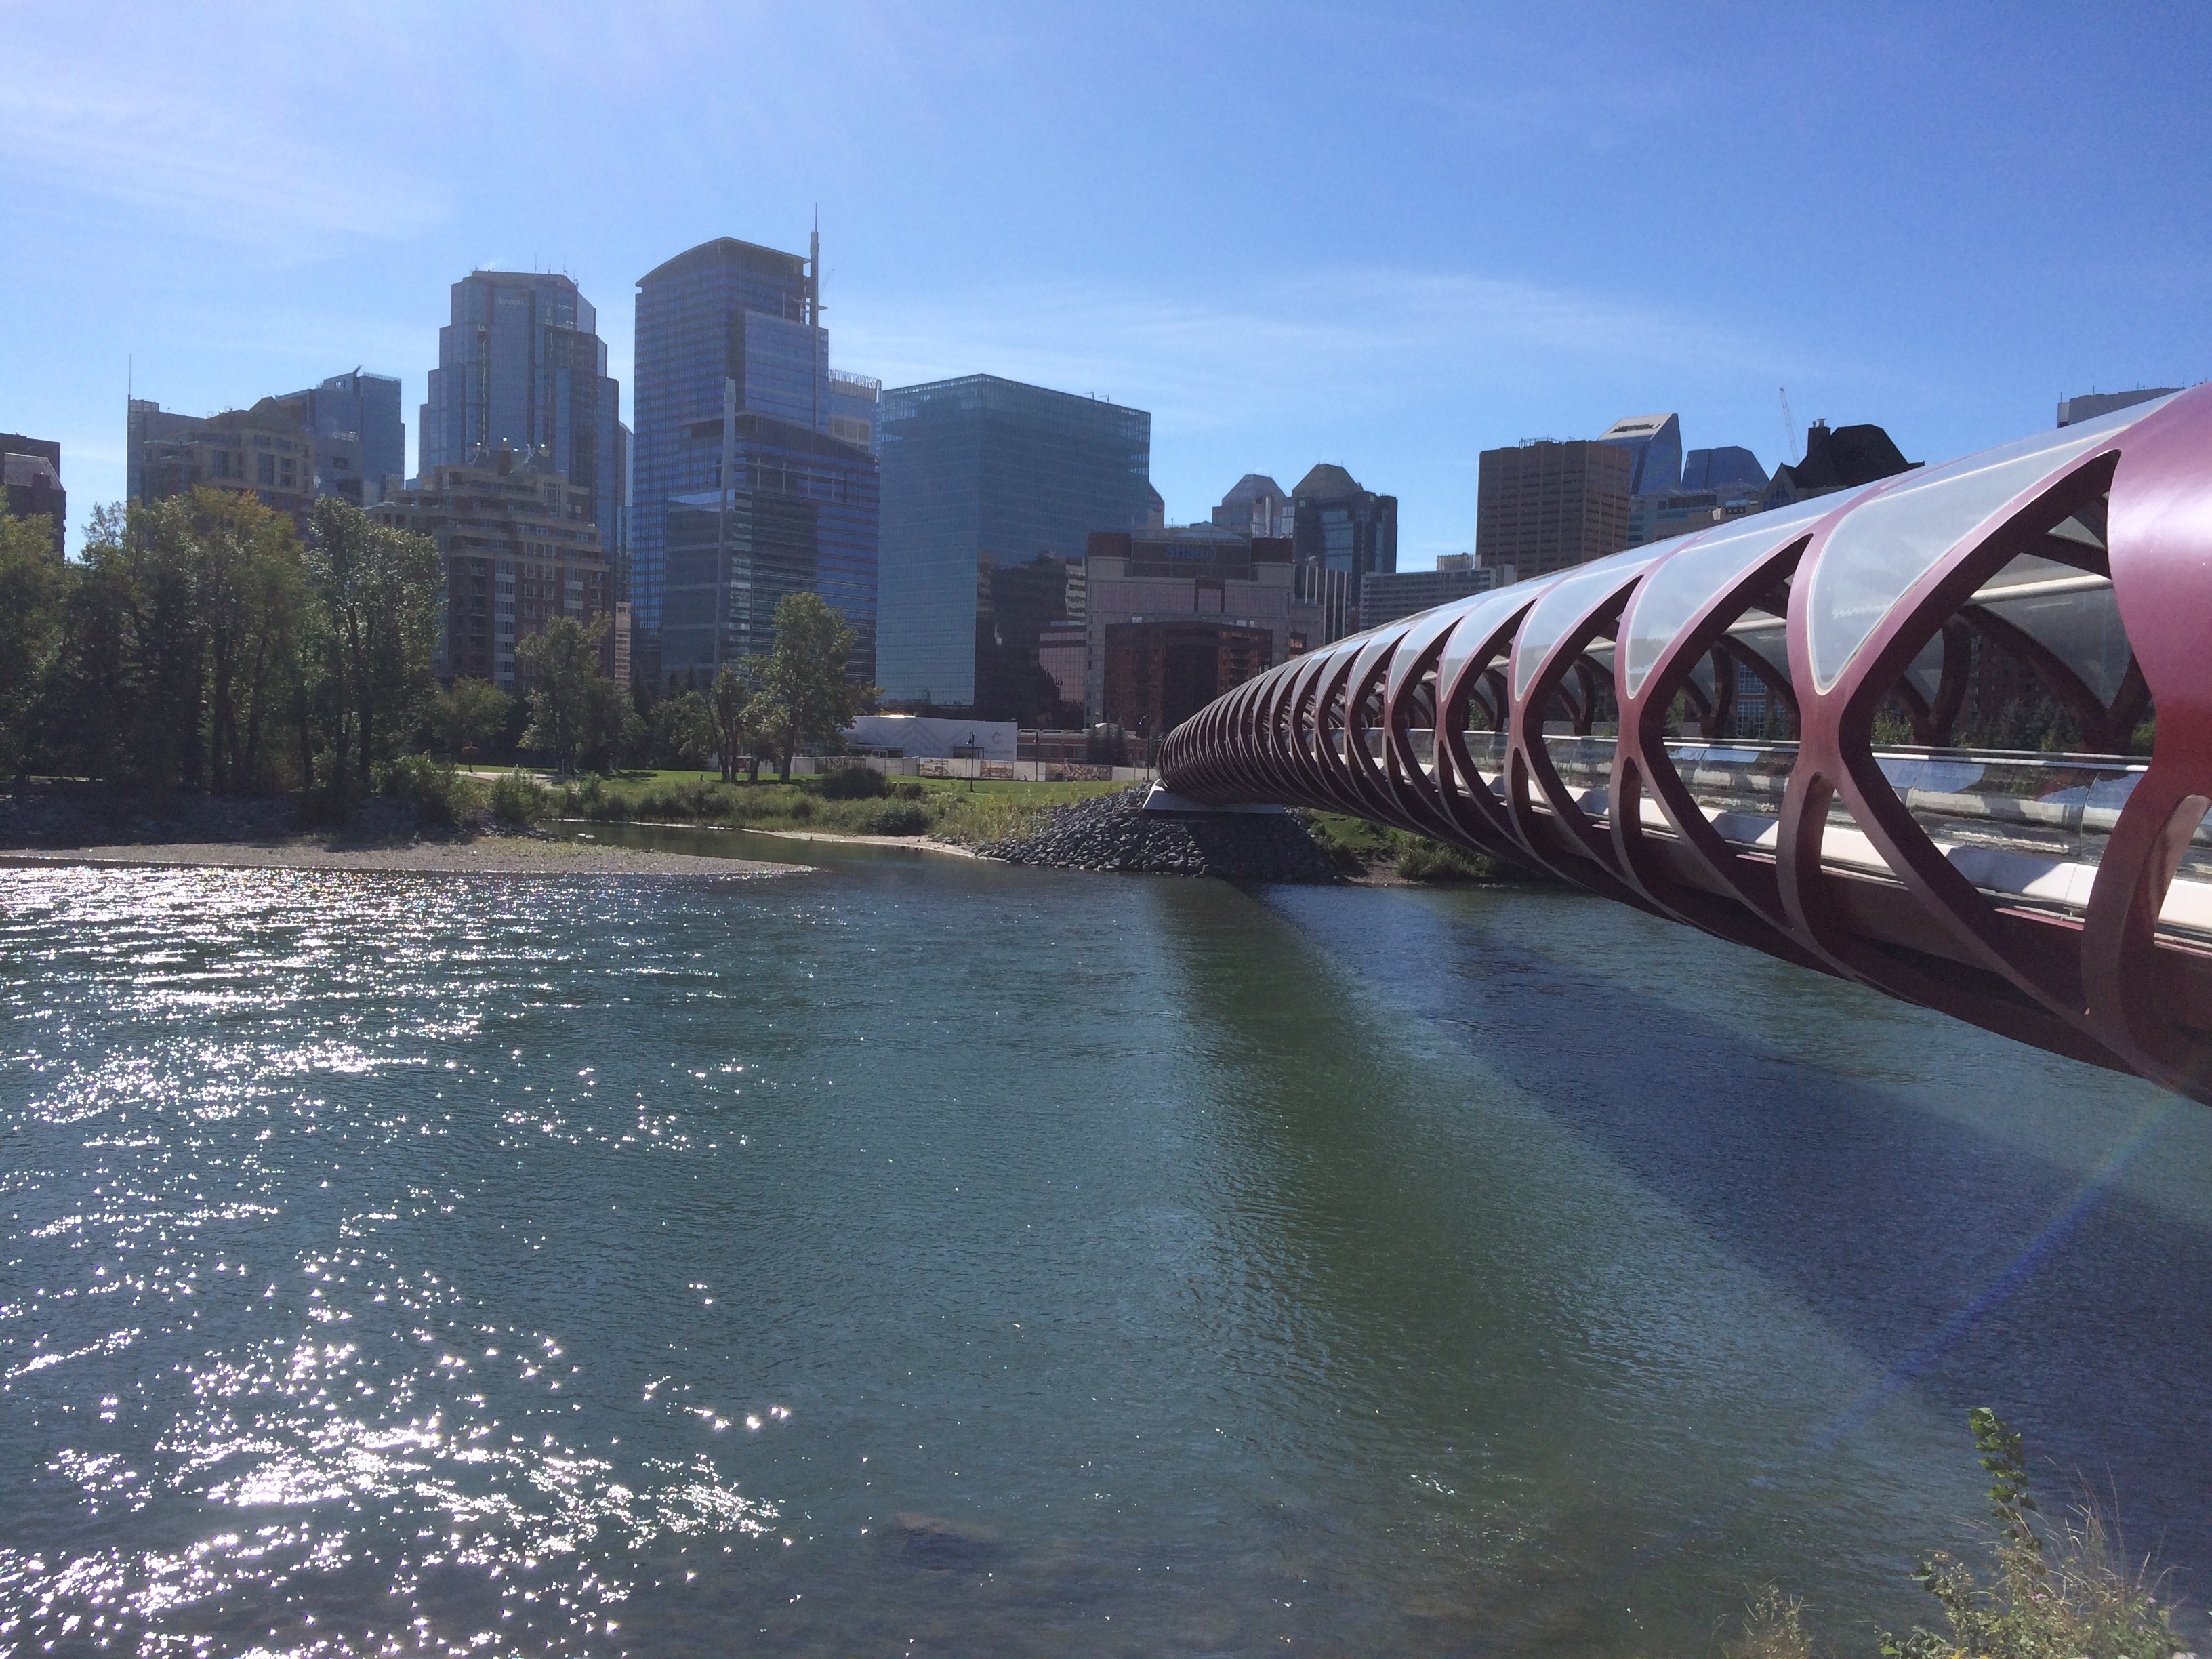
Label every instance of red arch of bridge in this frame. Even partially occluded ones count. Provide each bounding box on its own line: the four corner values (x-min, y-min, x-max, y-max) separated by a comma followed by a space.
1159, 388, 2212, 1103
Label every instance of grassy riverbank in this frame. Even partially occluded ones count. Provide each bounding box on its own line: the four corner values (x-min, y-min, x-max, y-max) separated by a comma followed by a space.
1298, 808, 1527, 882
478, 766, 1127, 848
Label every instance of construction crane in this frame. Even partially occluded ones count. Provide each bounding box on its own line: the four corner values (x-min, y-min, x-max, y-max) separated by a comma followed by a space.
1779, 388, 1799, 461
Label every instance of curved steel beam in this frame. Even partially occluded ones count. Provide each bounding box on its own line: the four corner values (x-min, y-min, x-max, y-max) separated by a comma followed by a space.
1159, 389, 2212, 1103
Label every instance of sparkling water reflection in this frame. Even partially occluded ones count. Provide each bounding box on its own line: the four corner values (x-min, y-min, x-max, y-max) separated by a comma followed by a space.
2, 857, 2208, 1656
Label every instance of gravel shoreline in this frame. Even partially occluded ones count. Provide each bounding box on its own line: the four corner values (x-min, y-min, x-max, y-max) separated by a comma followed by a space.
0, 837, 802, 878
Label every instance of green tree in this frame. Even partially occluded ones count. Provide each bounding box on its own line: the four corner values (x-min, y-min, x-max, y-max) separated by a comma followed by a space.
43, 506, 140, 785
622, 677, 659, 769
434, 676, 514, 758
307, 497, 443, 794
709, 658, 770, 782
188, 489, 303, 792
0, 507, 68, 778
580, 672, 638, 773
652, 689, 716, 770
47, 496, 222, 794
516, 615, 613, 775
758, 592, 879, 783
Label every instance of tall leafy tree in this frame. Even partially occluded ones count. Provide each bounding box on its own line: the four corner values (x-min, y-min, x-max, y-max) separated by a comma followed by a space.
433, 677, 514, 758
307, 498, 443, 792
758, 593, 880, 783
580, 673, 637, 773
651, 689, 715, 771
0, 507, 68, 778
516, 615, 611, 775
43, 504, 141, 786
188, 489, 303, 792
43, 497, 209, 793
710, 659, 768, 782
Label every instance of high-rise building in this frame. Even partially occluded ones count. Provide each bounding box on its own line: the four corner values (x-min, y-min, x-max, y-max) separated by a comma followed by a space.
1290, 464, 1397, 624
1626, 450, 1769, 549
2057, 388, 2182, 427
1, 434, 64, 554
632, 234, 879, 687
373, 447, 615, 695
1762, 419, 1917, 506
876, 375, 1152, 714
1210, 473, 1291, 537
658, 404, 880, 688
828, 371, 882, 455
1082, 529, 1297, 735
1360, 557, 1500, 627
1681, 445, 1767, 493
276, 369, 405, 497
128, 396, 362, 529
420, 271, 627, 537
1475, 440, 1632, 581
1596, 413, 1683, 497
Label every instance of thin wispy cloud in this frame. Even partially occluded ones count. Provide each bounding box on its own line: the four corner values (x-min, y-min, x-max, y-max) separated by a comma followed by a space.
841, 266, 1787, 426
836, 265, 1805, 548
0, 43, 445, 254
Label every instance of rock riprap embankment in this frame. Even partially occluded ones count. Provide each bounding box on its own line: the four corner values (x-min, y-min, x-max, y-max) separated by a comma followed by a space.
979, 787, 1338, 883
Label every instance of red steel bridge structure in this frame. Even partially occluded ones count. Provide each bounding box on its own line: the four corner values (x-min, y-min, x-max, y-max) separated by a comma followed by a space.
1158, 388, 2212, 1103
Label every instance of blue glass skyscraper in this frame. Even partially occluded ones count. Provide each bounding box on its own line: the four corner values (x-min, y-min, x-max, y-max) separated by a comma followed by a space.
276, 369, 405, 495
1595, 413, 1683, 497
659, 413, 880, 686
634, 234, 876, 686
876, 376, 1152, 711
420, 272, 627, 534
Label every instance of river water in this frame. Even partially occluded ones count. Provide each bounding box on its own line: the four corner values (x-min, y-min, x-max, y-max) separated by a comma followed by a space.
2, 837, 2207, 1657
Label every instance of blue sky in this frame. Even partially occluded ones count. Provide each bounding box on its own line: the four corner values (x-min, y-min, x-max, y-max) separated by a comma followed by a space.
4, 1, 2207, 565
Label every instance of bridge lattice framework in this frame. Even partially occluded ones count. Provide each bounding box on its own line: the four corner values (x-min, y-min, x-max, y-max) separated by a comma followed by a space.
1160, 388, 2212, 1103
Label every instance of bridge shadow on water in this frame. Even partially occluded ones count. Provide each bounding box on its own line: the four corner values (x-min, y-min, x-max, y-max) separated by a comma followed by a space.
1132, 873, 2212, 1648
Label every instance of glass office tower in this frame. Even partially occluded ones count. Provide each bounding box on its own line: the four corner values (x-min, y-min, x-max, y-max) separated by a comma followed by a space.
876, 375, 1152, 712
632, 237, 840, 673
276, 370, 406, 494
420, 272, 627, 535
1290, 463, 1398, 626
658, 413, 879, 687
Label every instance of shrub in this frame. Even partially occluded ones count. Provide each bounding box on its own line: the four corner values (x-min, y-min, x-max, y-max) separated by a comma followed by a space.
1725, 1588, 1810, 1659
489, 769, 544, 826
1733, 1410, 2185, 1659
785, 794, 815, 821
377, 752, 477, 830
298, 750, 363, 829
1395, 836, 1495, 882
854, 800, 930, 836
886, 777, 928, 800
817, 764, 886, 800
1877, 1408, 2182, 1659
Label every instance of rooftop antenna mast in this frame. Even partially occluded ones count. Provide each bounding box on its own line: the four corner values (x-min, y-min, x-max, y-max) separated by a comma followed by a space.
1779, 387, 1799, 460
808, 207, 823, 432
808, 207, 821, 326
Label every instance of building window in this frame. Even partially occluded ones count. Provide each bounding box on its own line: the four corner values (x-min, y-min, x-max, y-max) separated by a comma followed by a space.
258, 453, 276, 487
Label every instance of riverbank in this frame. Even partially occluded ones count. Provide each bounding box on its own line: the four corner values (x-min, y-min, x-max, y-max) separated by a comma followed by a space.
0, 779, 1517, 887
0, 835, 800, 878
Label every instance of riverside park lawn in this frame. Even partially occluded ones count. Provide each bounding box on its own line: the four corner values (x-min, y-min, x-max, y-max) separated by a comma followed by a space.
499, 768, 1130, 846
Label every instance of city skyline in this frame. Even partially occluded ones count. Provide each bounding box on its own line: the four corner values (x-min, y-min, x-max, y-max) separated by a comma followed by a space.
5, 3, 2209, 566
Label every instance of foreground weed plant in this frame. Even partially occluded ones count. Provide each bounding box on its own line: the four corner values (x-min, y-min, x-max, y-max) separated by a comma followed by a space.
1734, 1410, 2186, 1659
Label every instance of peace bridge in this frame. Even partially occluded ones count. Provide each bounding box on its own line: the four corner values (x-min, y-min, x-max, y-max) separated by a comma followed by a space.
1158, 386, 2212, 1103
